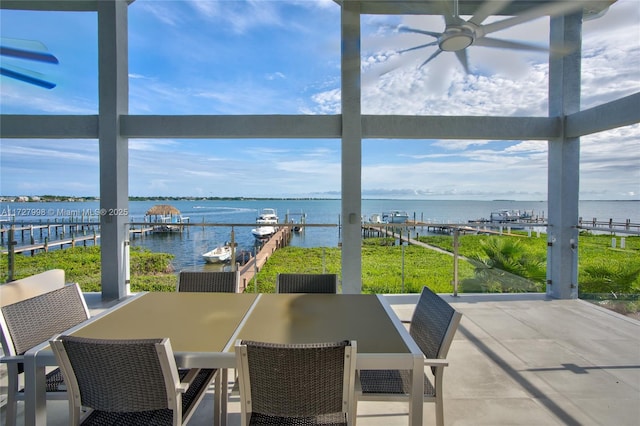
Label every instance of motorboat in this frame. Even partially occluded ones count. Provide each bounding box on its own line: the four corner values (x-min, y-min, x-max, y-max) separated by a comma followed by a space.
251, 208, 279, 239
382, 210, 409, 224
369, 213, 383, 224
256, 208, 278, 222
490, 209, 531, 223
202, 245, 232, 263
251, 226, 277, 239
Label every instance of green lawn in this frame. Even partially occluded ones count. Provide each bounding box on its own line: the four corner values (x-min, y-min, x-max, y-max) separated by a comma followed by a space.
3, 233, 638, 300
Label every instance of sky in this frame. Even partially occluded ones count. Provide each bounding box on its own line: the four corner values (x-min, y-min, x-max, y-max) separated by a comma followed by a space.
0, 0, 638, 200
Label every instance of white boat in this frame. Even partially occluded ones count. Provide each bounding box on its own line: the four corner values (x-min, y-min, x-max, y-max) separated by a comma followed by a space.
202, 245, 232, 263
490, 209, 531, 223
251, 208, 279, 239
369, 213, 383, 224
382, 210, 409, 224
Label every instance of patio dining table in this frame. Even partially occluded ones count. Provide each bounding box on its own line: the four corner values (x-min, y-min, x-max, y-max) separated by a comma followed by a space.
22, 292, 424, 426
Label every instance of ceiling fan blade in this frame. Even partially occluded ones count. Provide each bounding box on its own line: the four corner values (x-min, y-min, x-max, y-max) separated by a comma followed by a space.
0, 37, 59, 64
397, 25, 441, 39
0, 65, 56, 89
481, 1, 586, 36
475, 36, 577, 56
418, 49, 443, 69
469, 0, 513, 26
362, 52, 413, 84
455, 49, 470, 74
474, 37, 549, 52
399, 41, 439, 54
0, 45, 59, 64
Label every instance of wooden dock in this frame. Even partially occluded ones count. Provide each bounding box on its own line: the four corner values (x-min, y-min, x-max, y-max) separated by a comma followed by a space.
0, 221, 155, 256
0, 221, 100, 244
2, 233, 101, 255
237, 226, 292, 292
362, 221, 539, 239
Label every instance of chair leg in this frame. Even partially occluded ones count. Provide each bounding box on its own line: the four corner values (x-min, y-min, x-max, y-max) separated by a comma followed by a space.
350, 394, 358, 426
435, 398, 444, 426
5, 364, 19, 426
435, 371, 445, 426
221, 369, 229, 426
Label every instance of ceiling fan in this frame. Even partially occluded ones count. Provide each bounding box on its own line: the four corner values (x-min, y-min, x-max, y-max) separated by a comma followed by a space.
0, 37, 59, 89
387, 0, 610, 74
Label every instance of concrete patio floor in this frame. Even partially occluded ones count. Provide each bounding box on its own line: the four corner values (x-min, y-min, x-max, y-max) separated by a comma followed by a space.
2, 292, 639, 425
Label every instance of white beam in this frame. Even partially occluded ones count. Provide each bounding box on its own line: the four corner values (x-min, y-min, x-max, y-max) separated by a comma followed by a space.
362, 115, 560, 140
98, 0, 129, 301
0, 115, 98, 138
341, 0, 363, 294
547, 11, 583, 299
0, 114, 566, 140
565, 93, 640, 137
120, 115, 342, 138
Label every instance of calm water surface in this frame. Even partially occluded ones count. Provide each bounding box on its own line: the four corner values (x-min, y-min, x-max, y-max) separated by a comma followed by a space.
2, 199, 637, 272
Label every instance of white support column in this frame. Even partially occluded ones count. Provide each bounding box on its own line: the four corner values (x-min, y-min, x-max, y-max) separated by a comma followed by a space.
340, 1, 362, 294
98, 0, 129, 300
547, 12, 582, 299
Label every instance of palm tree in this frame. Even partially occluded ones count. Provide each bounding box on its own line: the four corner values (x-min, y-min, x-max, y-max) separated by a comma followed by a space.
461, 237, 545, 293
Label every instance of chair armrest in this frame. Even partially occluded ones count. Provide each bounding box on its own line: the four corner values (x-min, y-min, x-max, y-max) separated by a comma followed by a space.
423, 358, 449, 368
177, 382, 190, 393
0, 355, 25, 365
177, 368, 202, 393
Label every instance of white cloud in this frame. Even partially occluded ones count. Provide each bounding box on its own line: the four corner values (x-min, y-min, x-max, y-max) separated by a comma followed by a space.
0, 0, 637, 200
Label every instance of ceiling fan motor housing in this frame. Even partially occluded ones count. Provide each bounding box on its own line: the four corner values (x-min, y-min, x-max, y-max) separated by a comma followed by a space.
439, 25, 476, 51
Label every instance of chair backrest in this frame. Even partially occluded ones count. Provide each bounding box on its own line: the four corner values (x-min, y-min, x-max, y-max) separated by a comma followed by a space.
0, 283, 90, 357
409, 286, 462, 369
50, 336, 180, 413
177, 271, 238, 293
0, 269, 66, 308
235, 340, 357, 423
275, 273, 338, 293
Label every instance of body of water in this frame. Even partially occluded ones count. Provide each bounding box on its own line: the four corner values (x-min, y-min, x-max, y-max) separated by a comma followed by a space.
2, 199, 637, 272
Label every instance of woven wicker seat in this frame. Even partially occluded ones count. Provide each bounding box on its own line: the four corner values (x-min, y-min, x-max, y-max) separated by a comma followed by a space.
358, 286, 462, 426
0, 281, 90, 426
275, 273, 338, 293
50, 335, 217, 425
177, 271, 238, 293
235, 340, 358, 426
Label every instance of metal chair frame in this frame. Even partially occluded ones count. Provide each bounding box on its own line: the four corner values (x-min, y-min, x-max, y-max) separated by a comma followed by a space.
177, 271, 239, 293
235, 339, 358, 425
275, 273, 338, 294
0, 281, 89, 426
357, 286, 462, 426
50, 335, 216, 425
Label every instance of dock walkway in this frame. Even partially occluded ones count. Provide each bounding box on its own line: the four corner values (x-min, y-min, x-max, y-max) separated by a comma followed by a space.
237, 226, 292, 292
2, 233, 100, 255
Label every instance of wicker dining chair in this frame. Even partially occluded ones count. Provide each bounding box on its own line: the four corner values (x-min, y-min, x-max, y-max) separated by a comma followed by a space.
0, 282, 90, 426
235, 339, 358, 426
275, 273, 338, 294
357, 286, 462, 426
50, 335, 217, 425
177, 271, 239, 293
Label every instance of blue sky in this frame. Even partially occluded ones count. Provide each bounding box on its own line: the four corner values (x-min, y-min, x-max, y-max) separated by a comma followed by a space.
1, 0, 638, 200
